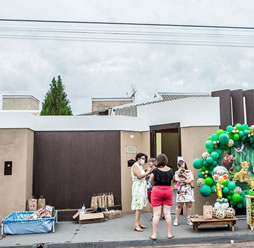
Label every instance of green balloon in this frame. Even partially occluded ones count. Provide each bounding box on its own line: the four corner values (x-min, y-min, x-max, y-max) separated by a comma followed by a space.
230, 200, 236, 206
244, 130, 249, 136
206, 157, 213, 164
227, 195, 232, 200
207, 148, 215, 153
222, 180, 228, 187
202, 166, 207, 171
205, 177, 213, 186
226, 125, 234, 132
211, 152, 219, 160
226, 132, 233, 139
239, 131, 244, 137
216, 129, 224, 136
212, 185, 216, 193
245, 190, 250, 195
193, 159, 202, 169
211, 134, 218, 141
215, 149, 223, 155
241, 124, 248, 131
228, 181, 236, 190
240, 195, 244, 202
205, 140, 214, 149
200, 185, 212, 197
236, 203, 243, 208
208, 136, 212, 140
233, 134, 239, 141
198, 171, 204, 178
232, 193, 241, 202
213, 161, 217, 166
235, 123, 241, 130
223, 187, 229, 194
219, 134, 230, 145
229, 190, 235, 195
203, 160, 207, 166
241, 191, 245, 196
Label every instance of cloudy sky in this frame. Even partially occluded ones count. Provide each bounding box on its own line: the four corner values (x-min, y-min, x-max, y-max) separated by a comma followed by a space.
1, 0, 254, 114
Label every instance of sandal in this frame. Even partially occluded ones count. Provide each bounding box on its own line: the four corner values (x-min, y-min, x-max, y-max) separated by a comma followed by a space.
168, 235, 174, 240
149, 236, 157, 241
139, 224, 147, 229
134, 226, 143, 232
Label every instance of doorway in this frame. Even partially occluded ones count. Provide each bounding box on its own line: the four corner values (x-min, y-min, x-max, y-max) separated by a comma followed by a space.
150, 122, 181, 171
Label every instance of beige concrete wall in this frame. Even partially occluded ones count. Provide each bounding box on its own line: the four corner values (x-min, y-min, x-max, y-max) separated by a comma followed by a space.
3, 98, 39, 110
92, 100, 132, 112
0, 129, 34, 220
120, 131, 151, 213
181, 126, 219, 215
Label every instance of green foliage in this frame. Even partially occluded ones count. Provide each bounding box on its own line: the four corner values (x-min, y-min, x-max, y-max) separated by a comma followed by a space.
41, 75, 72, 115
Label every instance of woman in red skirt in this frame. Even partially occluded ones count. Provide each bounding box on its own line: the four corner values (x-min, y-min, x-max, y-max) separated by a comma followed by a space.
149, 154, 175, 241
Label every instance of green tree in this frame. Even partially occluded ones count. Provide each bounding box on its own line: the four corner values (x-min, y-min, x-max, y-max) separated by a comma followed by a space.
41, 75, 72, 115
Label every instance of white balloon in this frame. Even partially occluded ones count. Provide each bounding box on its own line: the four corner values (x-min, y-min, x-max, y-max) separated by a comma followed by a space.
221, 203, 229, 210
214, 202, 221, 209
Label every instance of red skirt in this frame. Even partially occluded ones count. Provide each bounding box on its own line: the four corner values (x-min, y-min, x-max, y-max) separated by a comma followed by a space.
151, 186, 173, 207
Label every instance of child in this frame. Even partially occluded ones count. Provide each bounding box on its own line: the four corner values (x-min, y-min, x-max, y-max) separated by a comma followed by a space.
145, 158, 156, 203
145, 158, 156, 220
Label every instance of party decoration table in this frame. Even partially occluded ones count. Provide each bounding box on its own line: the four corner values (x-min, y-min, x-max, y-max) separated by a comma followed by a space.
190, 216, 238, 232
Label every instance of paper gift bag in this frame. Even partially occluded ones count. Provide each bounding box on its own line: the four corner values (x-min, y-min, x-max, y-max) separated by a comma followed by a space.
90, 195, 98, 209
101, 194, 106, 208
107, 193, 115, 207
28, 197, 37, 211
203, 202, 212, 219
38, 195, 46, 209
97, 195, 102, 208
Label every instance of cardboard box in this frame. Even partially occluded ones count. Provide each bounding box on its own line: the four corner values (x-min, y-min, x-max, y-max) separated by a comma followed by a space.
46, 205, 55, 217
79, 213, 104, 224
103, 210, 122, 220
72, 212, 104, 224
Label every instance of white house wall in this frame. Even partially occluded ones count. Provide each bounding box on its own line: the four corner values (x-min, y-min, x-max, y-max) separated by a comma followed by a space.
0, 112, 149, 131
137, 97, 220, 127
0, 97, 220, 131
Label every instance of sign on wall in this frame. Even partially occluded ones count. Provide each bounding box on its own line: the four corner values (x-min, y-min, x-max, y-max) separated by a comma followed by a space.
126, 146, 137, 154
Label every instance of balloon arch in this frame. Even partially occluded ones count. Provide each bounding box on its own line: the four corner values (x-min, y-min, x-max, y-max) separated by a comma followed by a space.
193, 123, 254, 210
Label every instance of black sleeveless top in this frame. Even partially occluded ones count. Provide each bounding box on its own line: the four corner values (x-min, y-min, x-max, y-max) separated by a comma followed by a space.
153, 167, 175, 186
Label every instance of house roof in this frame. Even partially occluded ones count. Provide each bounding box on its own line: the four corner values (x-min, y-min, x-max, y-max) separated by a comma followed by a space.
112, 92, 211, 117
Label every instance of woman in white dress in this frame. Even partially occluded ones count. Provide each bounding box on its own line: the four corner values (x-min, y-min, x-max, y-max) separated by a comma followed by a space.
174, 160, 194, 226
131, 153, 151, 232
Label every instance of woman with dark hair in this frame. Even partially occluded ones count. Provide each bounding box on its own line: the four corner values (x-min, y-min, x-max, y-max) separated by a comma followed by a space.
131, 152, 151, 232
173, 160, 194, 226
149, 154, 174, 240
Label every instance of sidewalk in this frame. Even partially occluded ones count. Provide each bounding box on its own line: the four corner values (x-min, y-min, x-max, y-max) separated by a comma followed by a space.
0, 212, 254, 248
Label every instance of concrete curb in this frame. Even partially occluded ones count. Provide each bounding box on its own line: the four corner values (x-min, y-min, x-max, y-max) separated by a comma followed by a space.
2, 233, 254, 248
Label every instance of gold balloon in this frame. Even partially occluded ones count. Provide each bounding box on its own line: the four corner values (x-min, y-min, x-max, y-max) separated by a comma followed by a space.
218, 176, 224, 184
216, 183, 223, 198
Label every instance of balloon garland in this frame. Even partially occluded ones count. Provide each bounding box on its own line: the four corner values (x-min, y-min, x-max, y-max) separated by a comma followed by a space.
193, 123, 254, 210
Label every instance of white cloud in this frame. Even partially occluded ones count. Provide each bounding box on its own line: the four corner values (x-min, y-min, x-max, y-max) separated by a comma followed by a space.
0, 0, 254, 114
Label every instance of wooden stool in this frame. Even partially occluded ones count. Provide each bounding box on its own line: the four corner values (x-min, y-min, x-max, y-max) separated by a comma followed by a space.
190, 216, 238, 232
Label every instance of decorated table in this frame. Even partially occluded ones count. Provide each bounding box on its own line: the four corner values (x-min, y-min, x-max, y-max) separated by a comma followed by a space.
191, 216, 238, 232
